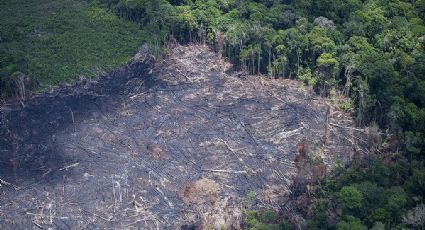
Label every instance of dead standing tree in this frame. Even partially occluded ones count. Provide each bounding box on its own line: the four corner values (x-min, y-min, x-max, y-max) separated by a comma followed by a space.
215, 31, 225, 58
12, 72, 28, 106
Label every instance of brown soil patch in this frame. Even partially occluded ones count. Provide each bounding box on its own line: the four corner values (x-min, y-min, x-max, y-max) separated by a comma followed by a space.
181, 178, 220, 205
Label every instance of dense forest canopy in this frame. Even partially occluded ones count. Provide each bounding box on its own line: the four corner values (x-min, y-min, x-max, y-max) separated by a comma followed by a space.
94, 0, 425, 151
1, 0, 425, 229
0, 0, 148, 90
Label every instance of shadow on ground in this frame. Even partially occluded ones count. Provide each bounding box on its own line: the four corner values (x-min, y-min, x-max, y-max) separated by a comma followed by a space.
0, 62, 152, 185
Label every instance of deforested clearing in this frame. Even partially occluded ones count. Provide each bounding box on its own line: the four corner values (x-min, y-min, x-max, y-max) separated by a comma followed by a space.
0, 45, 369, 229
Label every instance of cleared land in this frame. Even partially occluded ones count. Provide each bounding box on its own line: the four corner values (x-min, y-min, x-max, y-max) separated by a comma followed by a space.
0, 45, 367, 229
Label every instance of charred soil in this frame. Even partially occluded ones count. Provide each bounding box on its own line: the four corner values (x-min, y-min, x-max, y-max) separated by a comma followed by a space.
0, 45, 368, 229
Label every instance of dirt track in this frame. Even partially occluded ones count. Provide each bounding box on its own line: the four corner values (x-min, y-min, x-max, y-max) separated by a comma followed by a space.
0, 45, 365, 229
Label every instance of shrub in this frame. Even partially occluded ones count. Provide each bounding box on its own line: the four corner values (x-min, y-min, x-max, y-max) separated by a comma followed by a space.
338, 186, 364, 210
336, 216, 367, 230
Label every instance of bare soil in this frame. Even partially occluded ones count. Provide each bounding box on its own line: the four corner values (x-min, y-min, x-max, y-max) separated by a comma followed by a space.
0, 45, 367, 229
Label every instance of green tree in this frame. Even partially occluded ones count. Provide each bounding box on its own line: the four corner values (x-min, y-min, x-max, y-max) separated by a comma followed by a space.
338, 186, 363, 209
336, 216, 368, 230
315, 53, 338, 96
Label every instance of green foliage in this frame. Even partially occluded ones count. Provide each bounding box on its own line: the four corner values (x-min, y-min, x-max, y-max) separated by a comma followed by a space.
338, 186, 363, 209
112, 0, 421, 144
404, 164, 425, 197
258, 210, 276, 224
357, 181, 385, 212
386, 187, 408, 215
308, 156, 423, 229
3, 0, 425, 228
297, 67, 316, 85
0, 0, 147, 93
368, 208, 389, 224
337, 100, 354, 113
245, 209, 289, 230
336, 216, 367, 230
370, 221, 385, 230
242, 191, 256, 209
317, 53, 338, 68
242, 192, 288, 230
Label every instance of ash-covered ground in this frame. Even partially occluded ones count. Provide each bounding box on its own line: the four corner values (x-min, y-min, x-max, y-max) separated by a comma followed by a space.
0, 45, 367, 229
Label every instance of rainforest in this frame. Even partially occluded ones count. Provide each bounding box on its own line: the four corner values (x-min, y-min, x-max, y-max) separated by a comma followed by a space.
1, 0, 424, 229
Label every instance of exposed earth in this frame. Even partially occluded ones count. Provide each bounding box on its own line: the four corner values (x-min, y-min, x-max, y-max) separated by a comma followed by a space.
0, 45, 367, 229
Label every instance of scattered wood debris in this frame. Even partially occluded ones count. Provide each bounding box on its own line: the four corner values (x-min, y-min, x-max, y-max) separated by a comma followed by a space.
0, 45, 368, 229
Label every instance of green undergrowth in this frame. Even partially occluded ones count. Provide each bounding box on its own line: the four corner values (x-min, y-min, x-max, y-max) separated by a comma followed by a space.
308, 154, 425, 230
0, 0, 147, 92
242, 192, 289, 230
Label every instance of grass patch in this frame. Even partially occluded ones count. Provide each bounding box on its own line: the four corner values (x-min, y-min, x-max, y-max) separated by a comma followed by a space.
0, 0, 147, 91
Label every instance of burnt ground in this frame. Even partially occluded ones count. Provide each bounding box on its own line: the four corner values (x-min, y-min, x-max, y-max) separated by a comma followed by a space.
0, 45, 368, 229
